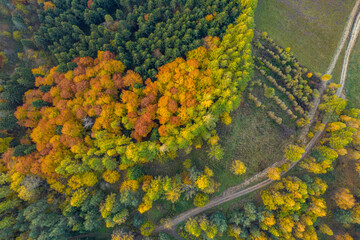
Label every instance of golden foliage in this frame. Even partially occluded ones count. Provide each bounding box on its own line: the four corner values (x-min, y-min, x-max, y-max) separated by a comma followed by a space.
319, 223, 333, 236
284, 144, 305, 162
43, 1, 55, 10
195, 175, 210, 190
267, 167, 281, 180
335, 233, 354, 240
320, 74, 332, 81
334, 188, 355, 210
103, 170, 120, 184
231, 160, 246, 175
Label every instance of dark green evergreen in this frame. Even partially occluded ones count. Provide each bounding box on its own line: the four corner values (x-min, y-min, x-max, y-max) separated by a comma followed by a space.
37, 0, 241, 78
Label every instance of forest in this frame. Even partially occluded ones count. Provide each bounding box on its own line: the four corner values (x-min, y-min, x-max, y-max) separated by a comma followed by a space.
0, 0, 360, 239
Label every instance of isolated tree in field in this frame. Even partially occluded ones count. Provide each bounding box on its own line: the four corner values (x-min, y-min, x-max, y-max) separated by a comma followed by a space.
334, 188, 355, 210
284, 144, 305, 162
231, 160, 246, 175
208, 145, 224, 161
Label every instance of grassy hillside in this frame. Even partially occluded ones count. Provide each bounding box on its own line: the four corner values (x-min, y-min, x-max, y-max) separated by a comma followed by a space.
255, 0, 355, 73
145, 99, 293, 223
345, 37, 360, 108
146, 99, 293, 194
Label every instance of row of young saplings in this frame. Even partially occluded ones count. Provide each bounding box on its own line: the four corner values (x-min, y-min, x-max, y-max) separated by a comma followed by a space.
255, 31, 298, 65
261, 48, 315, 104
255, 31, 311, 83
254, 39, 298, 74
248, 79, 310, 127
249, 32, 321, 127
255, 56, 315, 110
253, 33, 319, 108
255, 67, 313, 125
255, 65, 307, 117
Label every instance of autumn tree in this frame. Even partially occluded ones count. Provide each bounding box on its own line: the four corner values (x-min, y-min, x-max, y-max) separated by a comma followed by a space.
319, 223, 333, 236
319, 94, 347, 117
5, 0, 257, 232
193, 193, 209, 207
261, 176, 328, 239
335, 233, 354, 240
231, 160, 246, 175
267, 167, 281, 180
140, 221, 154, 236
334, 188, 356, 210
185, 218, 202, 238
284, 144, 305, 162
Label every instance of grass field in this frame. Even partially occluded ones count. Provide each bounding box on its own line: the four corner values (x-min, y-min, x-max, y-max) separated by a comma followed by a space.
202, 99, 294, 193
143, 95, 293, 218
145, 95, 294, 224
331, 45, 347, 84
165, 97, 293, 194
255, 0, 355, 73
345, 37, 360, 108
144, 83, 295, 195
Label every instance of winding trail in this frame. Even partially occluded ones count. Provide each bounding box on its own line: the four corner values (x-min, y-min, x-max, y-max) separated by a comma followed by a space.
302, 0, 360, 138
154, 1, 360, 235
337, 7, 360, 96
327, 0, 360, 76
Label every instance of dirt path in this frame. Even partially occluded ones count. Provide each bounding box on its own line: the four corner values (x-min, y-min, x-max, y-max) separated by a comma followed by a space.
154, 1, 360, 235
326, 0, 360, 76
301, 0, 360, 139
337, 9, 360, 96
155, 121, 327, 233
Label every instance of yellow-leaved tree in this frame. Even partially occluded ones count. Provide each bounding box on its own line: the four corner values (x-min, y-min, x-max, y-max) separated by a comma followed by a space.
267, 167, 281, 180
231, 160, 246, 175
284, 144, 305, 162
334, 188, 356, 210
